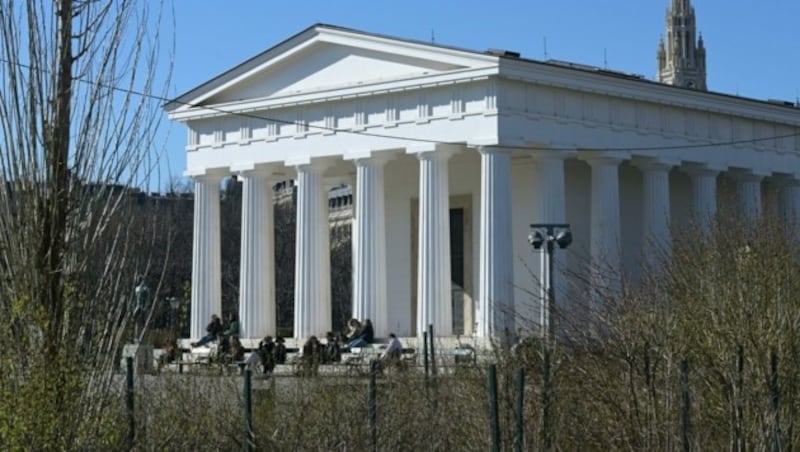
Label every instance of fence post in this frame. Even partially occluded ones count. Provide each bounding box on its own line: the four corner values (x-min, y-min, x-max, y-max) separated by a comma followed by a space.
126, 356, 135, 451
771, 351, 782, 452
488, 363, 501, 452
370, 359, 379, 452
423, 331, 429, 380
428, 324, 437, 377
243, 368, 253, 452
680, 358, 691, 452
541, 347, 553, 450
515, 367, 525, 452
735, 345, 744, 452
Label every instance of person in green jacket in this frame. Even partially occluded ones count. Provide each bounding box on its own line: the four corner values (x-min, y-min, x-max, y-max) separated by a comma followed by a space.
217, 312, 239, 355
224, 312, 240, 338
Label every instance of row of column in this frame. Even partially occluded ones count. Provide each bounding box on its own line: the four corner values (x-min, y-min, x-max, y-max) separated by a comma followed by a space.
188, 144, 514, 340
189, 149, 800, 341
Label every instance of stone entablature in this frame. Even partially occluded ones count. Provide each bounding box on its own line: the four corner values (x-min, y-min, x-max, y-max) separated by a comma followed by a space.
180, 69, 800, 180
184, 80, 490, 151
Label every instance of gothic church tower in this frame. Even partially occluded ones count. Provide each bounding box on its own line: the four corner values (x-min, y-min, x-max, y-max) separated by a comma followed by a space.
657, 0, 707, 90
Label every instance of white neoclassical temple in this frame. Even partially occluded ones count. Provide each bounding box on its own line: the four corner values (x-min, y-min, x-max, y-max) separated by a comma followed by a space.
165, 23, 800, 343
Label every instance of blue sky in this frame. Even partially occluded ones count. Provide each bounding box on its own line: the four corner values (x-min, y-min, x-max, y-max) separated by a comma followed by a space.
155, 0, 800, 189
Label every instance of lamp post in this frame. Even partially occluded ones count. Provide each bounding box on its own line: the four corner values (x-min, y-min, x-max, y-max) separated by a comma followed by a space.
133, 278, 150, 343
529, 223, 571, 451
528, 223, 572, 342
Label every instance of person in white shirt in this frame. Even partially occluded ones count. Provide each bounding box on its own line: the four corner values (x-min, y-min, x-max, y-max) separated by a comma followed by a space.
380, 333, 403, 369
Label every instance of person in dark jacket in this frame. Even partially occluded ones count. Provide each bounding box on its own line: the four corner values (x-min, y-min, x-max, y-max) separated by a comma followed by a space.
249, 335, 276, 374
228, 336, 245, 363
346, 319, 374, 349
274, 336, 287, 365
323, 331, 341, 364
191, 314, 223, 347
298, 335, 322, 376
344, 318, 361, 342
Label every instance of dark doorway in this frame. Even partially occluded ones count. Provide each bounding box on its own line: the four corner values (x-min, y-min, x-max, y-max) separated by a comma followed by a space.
450, 208, 464, 335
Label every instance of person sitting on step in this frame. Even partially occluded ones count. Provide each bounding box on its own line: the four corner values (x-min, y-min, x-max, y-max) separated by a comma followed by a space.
298, 335, 322, 376
346, 318, 374, 350
249, 335, 276, 375
323, 331, 341, 364
379, 333, 404, 372
274, 336, 287, 365
190, 314, 223, 348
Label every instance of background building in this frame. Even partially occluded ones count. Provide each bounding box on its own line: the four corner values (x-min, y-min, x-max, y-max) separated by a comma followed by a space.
657, 0, 707, 90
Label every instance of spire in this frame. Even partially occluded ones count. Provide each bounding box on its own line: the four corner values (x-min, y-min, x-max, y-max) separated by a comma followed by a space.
657, 0, 707, 90
671, 0, 690, 13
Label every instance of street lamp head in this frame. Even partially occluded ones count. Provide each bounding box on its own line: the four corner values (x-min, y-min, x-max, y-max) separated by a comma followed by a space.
528, 230, 545, 249
555, 229, 572, 249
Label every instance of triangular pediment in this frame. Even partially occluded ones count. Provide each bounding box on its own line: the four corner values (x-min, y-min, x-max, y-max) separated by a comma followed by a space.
206, 42, 466, 103
167, 24, 497, 113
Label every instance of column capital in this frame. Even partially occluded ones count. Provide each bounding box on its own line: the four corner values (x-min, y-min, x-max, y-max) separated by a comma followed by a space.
353, 154, 393, 168
771, 173, 800, 187
293, 159, 329, 174
729, 168, 769, 182
682, 162, 724, 178
231, 163, 282, 179
407, 143, 461, 160
286, 154, 336, 169
344, 148, 398, 162
632, 156, 679, 172
185, 167, 227, 181
476, 145, 514, 156
528, 149, 577, 162
578, 151, 630, 167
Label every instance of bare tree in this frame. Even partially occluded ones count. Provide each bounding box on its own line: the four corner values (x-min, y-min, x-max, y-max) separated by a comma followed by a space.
0, 0, 170, 448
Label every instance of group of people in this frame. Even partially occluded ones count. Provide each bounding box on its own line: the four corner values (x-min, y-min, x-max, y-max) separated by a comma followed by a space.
344, 318, 405, 369
191, 312, 242, 363
191, 312, 240, 347
294, 319, 404, 375
190, 313, 404, 374
245, 335, 288, 375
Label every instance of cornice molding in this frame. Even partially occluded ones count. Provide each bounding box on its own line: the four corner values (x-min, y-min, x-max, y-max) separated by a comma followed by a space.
168, 68, 497, 122
498, 59, 800, 126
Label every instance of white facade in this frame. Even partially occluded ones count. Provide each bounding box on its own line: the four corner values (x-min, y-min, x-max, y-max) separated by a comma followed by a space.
166, 24, 800, 342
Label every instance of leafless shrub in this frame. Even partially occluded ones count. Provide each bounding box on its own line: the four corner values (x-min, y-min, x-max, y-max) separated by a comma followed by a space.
0, 0, 172, 448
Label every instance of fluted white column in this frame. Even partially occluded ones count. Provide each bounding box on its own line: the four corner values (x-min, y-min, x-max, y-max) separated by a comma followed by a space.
416, 149, 453, 337
191, 173, 223, 340
586, 155, 623, 297
637, 160, 673, 268
352, 156, 388, 336
293, 162, 331, 339
734, 171, 764, 228
476, 146, 513, 338
777, 177, 800, 234
683, 165, 719, 235
529, 151, 568, 336
237, 169, 275, 339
